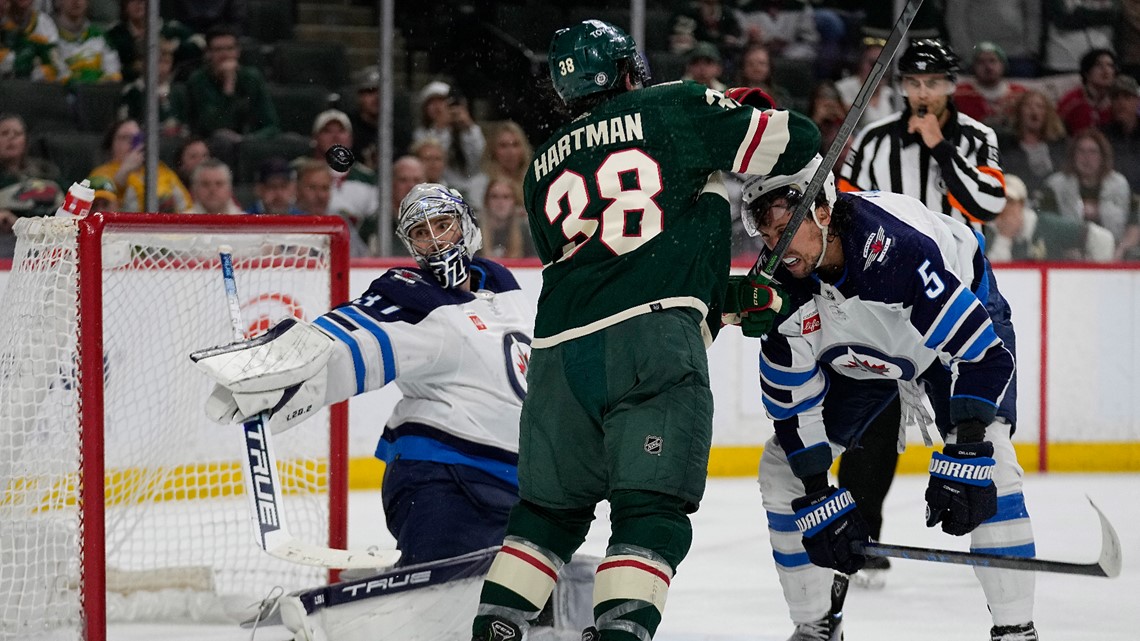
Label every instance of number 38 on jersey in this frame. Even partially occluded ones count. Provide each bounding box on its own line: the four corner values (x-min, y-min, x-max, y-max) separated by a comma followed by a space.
543, 148, 664, 261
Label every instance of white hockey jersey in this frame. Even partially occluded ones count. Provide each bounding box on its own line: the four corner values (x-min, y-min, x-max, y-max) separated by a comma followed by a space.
758, 191, 1015, 478
313, 259, 534, 485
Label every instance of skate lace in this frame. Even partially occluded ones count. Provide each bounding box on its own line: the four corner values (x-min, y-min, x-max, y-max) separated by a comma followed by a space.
789, 617, 835, 641
990, 623, 1039, 641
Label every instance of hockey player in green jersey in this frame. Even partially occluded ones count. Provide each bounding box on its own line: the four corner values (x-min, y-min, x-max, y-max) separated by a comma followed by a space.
471, 19, 820, 641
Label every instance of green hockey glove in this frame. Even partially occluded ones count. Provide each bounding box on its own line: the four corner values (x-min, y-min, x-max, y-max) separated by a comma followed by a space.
722, 274, 788, 338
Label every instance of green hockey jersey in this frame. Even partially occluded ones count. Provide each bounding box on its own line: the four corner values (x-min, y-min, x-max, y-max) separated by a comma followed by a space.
524, 80, 820, 346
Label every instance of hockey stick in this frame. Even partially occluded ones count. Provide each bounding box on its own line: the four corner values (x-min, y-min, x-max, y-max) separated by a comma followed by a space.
852, 498, 1122, 577
217, 247, 400, 569
748, 0, 923, 280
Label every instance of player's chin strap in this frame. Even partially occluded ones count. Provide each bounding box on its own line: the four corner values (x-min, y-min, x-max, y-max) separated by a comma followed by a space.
812, 208, 829, 271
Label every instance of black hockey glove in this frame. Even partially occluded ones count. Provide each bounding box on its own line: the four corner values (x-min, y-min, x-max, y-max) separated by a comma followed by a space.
925, 424, 997, 536
722, 274, 788, 338
791, 486, 870, 575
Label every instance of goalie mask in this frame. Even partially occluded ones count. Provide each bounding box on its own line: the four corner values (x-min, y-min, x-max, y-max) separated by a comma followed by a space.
397, 183, 483, 288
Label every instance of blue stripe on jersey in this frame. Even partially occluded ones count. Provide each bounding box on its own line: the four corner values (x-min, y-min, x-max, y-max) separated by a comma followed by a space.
314, 316, 365, 395
766, 511, 800, 533
772, 549, 812, 568
764, 384, 827, 420
375, 435, 518, 487
971, 542, 1037, 558
338, 306, 397, 384
961, 324, 999, 361
924, 288, 974, 349
760, 358, 820, 387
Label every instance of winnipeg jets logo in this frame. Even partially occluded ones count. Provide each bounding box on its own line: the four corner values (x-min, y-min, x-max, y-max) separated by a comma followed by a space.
502, 332, 532, 401
820, 345, 915, 380
841, 350, 891, 375
862, 226, 892, 270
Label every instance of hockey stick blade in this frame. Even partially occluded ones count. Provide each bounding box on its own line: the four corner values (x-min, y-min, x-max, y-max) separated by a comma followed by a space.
749, 0, 923, 281
853, 499, 1122, 577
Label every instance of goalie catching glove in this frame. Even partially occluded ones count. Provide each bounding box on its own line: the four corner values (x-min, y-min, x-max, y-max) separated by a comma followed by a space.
722, 273, 788, 337
189, 318, 336, 433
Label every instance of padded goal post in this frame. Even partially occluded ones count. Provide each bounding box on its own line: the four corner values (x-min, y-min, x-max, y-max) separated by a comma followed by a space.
0, 213, 351, 641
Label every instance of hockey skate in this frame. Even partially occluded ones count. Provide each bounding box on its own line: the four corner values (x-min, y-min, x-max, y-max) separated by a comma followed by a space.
849, 555, 890, 590
786, 573, 847, 641
990, 622, 1039, 641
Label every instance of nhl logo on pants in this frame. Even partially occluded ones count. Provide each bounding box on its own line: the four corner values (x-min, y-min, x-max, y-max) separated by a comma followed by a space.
644, 435, 663, 455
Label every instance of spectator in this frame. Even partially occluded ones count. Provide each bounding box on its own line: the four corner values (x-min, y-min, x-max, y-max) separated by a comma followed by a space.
171, 0, 245, 36
104, 0, 200, 84
1122, 0, 1140, 79
738, 0, 820, 66
807, 80, 845, 155
410, 137, 446, 185
1101, 75, 1140, 191
1056, 48, 1117, 135
361, 154, 424, 255
302, 109, 378, 227
836, 37, 896, 133
185, 158, 242, 214
478, 177, 532, 259
89, 118, 191, 213
1042, 0, 1117, 74
248, 157, 301, 215
733, 43, 792, 111
668, 0, 744, 60
86, 173, 119, 212
412, 80, 483, 195
999, 89, 1068, 202
1041, 128, 1137, 258
348, 65, 411, 170
182, 24, 278, 165
118, 37, 185, 136
945, 0, 1042, 78
54, 0, 120, 83
172, 136, 209, 188
1, 0, 68, 81
0, 113, 62, 257
952, 42, 1027, 134
986, 174, 1115, 262
681, 41, 726, 91
294, 157, 369, 256
465, 119, 531, 216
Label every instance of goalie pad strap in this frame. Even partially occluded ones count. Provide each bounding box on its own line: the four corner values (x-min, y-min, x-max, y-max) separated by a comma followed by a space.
485, 539, 560, 610
594, 554, 672, 614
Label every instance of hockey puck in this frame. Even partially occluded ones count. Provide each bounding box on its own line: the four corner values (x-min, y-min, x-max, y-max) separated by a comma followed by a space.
325, 144, 355, 172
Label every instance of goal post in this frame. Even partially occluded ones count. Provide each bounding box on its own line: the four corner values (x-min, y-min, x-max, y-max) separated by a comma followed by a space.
0, 213, 351, 641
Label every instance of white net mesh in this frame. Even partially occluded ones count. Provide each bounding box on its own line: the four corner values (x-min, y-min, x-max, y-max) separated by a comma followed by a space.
0, 216, 344, 640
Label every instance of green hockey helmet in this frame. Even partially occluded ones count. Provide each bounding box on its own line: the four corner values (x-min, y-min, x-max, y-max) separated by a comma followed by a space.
548, 19, 649, 103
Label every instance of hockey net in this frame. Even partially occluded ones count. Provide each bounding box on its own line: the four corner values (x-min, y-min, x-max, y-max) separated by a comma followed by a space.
0, 213, 351, 641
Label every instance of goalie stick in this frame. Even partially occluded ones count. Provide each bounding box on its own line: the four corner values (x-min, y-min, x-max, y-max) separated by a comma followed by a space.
217, 246, 401, 569
748, 0, 923, 281
852, 498, 1122, 577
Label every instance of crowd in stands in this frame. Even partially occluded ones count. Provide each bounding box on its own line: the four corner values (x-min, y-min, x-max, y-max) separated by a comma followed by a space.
1, 0, 1139, 264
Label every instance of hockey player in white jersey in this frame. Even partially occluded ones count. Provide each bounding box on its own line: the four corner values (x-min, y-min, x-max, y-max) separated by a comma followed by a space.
194, 183, 534, 566
734, 157, 1037, 641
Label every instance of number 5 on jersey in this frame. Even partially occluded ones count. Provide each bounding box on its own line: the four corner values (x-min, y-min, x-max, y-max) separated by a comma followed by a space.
543, 148, 664, 261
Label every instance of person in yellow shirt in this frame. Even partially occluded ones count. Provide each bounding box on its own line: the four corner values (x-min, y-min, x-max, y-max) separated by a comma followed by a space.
89, 118, 191, 213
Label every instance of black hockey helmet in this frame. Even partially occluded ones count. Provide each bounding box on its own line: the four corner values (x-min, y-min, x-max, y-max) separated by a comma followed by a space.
898, 39, 960, 80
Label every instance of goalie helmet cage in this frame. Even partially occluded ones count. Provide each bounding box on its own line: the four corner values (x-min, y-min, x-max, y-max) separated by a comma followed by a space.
0, 213, 351, 641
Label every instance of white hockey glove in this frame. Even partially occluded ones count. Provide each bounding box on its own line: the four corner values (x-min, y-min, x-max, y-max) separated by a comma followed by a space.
190, 318, 334, 434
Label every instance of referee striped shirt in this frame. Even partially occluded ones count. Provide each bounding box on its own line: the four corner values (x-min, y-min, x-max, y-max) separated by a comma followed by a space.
839, 103, 1006, 226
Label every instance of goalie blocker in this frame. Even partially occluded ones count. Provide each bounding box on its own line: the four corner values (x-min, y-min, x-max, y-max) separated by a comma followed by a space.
247, 547, 599, 641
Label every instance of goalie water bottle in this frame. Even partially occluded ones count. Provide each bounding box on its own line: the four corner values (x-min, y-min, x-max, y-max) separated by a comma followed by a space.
56, 180, 95, 217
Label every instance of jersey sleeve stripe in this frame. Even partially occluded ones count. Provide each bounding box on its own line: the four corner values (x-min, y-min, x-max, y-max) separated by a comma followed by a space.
338, 306, 397, 384
763, 384, 827, 420
960, 324, 999, 362
314, 316, 365, 395
760, 358, 820, 387
922, 287, 976, 348
735, 109, 791, 174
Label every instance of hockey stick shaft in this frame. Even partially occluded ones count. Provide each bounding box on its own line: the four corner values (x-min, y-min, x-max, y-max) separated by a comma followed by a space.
852, 499, 1122, 578
216, 247, 401, 569
749, 0, 924, 280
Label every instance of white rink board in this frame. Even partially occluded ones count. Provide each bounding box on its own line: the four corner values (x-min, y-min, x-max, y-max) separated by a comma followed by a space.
3, 264, 1138, 460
